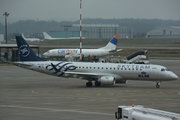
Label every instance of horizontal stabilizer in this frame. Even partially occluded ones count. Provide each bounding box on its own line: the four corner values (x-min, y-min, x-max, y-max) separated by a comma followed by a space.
109, 49, 122, 53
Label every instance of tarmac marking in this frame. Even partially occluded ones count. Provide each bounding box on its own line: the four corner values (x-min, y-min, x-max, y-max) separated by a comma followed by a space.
31, 90, 38, 93
0, 105, 114, 116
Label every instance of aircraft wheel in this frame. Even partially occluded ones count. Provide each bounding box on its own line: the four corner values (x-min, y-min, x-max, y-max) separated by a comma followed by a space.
95, 81, 101, 87
86, 82, 92, 87
156, 82, 160, 88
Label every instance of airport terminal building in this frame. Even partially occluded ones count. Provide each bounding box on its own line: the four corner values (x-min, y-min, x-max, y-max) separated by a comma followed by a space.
146, 26, 180, 38
48, 24, 133, 39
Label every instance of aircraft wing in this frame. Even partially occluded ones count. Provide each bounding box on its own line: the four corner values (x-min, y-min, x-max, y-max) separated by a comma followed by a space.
64, 71, 101, 79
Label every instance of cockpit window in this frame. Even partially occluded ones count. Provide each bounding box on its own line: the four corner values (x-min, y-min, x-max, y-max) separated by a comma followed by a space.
161, 68, 170, 71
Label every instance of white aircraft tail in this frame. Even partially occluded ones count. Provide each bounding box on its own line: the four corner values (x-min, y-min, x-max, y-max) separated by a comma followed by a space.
21, 33, 26, 39
43, 32, 53, 39
99, 35, 119, 50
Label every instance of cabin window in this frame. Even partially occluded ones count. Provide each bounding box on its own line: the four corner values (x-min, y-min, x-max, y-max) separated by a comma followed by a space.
106, 67, 108, 69
114, 68, 116, 70
86, 67, 88, 69
83, 67, 84, 69
129, 68, 131, 70
102, 67, 103, 69
110, 68, 112, 69
90, 67, 91, 69
94, 67, 96, 69
79, 66, 81, 68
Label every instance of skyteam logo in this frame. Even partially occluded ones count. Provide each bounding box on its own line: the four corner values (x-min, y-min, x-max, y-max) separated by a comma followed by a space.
46, 62, 77, 76
19, 45, 30, 57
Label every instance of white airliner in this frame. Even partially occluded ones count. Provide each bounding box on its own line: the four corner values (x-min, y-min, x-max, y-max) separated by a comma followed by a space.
22, 33, 42, 42
7, 36, 178, 88
43, 32, 84, 40
43, 35, 122, 59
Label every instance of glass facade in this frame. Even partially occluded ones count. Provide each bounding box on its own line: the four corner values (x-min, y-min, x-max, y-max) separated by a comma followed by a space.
49, 24, 133, 38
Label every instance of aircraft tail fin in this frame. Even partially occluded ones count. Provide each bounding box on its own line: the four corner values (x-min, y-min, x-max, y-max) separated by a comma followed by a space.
21, 33, 26, 39
99, 34, 119, 50
43, 32, 52, 39
16, 36, 45, 61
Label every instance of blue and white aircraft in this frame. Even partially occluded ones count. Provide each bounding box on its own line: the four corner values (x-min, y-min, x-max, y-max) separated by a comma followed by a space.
11, 36, 178, 88
43, 35, 122, 58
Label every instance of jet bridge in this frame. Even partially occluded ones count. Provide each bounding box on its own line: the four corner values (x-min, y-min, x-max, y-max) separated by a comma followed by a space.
123, 50, 149, 64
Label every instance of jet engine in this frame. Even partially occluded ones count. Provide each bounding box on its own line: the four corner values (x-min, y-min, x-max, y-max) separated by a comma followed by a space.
98, 76, 116, 85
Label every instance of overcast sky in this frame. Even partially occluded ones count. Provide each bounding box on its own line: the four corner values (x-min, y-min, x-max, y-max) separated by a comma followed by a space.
0, 0, 180, 24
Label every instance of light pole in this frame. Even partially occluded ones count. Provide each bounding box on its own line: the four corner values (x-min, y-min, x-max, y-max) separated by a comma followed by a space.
3, 12, 10, 44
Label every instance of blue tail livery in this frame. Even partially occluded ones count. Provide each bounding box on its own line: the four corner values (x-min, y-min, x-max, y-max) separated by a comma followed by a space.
16, 36, 45, 61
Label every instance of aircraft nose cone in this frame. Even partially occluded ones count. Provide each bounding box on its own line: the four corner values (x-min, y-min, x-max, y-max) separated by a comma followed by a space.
171, 73, 178, 80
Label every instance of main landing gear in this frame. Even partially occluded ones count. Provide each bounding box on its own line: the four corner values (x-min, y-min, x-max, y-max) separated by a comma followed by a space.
86, 81, 101, 87
156, 81, 161, 88
95, 81, 101, 87
86, 82, 92, 87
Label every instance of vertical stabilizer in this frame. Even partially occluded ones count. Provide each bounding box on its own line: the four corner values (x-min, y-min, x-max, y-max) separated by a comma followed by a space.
16, 36, 45, 61
99, 34, 119, 50
21, 33, 26, 39
42, 32, 53, 39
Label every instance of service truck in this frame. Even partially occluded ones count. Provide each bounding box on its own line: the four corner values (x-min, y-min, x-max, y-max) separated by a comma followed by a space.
115, 105, 180, 120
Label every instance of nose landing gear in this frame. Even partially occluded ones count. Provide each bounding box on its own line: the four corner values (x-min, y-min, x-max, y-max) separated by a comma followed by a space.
156, 81, 161, 88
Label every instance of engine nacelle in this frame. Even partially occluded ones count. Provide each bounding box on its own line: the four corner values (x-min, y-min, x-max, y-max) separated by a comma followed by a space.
98, 76, 116, 85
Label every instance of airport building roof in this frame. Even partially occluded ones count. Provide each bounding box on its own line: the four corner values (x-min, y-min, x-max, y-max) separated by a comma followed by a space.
146, 26, 180, 38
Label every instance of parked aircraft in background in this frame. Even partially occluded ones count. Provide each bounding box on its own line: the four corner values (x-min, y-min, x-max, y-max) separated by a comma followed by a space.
43, 35, 122, 59
22, 33, 42, 42
4, 36, 178, 88
42, 32, 85, 40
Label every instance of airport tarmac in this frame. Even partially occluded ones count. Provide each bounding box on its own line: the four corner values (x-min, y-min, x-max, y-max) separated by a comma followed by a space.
0, 59, 180, 120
